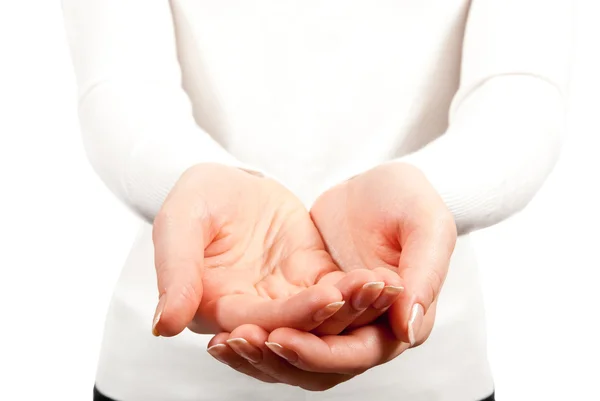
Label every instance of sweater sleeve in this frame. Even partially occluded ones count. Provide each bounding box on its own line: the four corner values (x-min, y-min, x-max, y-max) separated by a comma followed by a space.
62, 0, 262, 223
396, 0, 575, 234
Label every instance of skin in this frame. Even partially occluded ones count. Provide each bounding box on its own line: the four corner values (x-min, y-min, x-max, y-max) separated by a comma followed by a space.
151, 163, 404, 338
207, 163, 457, 390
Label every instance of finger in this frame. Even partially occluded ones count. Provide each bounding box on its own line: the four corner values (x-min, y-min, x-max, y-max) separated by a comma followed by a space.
231, 325, 351, 391
267, 324, 409, 375
207, 332, 231, 349
280, 245, 340, 287
151, 179, 211, 337
206, 333, 277, 384
389, 213, 456, 344
312, 269, 383, 335
346, 267, 404, 328
212, 285, 344, 332
396, 300, 438, 348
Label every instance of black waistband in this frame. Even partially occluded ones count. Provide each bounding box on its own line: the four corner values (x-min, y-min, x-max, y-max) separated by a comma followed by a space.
94, 386, 495, 401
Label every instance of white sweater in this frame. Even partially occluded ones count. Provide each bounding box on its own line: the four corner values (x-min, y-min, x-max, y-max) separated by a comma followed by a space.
63, 1, 573, 400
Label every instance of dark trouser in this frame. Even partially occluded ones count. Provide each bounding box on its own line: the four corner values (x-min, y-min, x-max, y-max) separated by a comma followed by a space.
94, 386, 496, 401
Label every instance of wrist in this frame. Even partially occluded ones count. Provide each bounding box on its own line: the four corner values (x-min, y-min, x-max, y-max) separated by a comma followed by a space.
340, 162, 428, 190
180, 162, 267, 182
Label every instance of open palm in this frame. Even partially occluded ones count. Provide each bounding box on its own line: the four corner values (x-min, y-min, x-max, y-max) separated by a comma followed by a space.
189, 165, 343, 334
310, 164, 457, 341
152, 164, 399, 337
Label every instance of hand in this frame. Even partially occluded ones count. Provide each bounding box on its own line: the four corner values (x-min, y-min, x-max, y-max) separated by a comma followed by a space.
206, 163, 455, 390
151, 163, 402, 337
205, 311, 435, 391
311, 162, 457, 344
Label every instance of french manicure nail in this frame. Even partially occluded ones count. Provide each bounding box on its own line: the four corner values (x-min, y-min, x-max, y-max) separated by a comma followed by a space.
352, 281, 385, 310
313, 301, 345, 322
206, 344, 228, 364
226, 338, 262, 364
152, 294, 166, 337
372, 285, 405, 310
407, 303, 424, 346
265, 342, 299, 363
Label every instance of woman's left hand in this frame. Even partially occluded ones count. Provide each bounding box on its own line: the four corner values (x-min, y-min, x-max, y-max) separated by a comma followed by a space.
310, 162, 457, 344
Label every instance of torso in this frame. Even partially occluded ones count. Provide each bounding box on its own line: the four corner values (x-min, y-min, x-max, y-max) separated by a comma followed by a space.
96, 1, 495, 400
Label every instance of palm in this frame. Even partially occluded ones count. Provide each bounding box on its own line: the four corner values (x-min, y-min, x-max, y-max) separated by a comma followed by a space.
310, 175, 411, 331
164, 167, 342, 334
204, 166, 454, 385
311, 164, 455, 340
311, 183, 399, 274
153, 164, 404, 338
193, 180, 341, 332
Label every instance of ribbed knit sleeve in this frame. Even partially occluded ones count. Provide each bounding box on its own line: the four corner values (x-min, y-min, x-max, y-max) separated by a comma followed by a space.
62, 0, 263, 222
396, 0, 574, 234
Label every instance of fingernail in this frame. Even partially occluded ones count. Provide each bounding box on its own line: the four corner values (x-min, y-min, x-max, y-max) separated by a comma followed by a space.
408, 303, 424, 346
372, 285, 404, 310
226, 338, 262, 364
313, 301, 345, 322
206, 344, 228, 364
152, 294, 166, 337
265, 342, 299, 363
352, 281, 385, 310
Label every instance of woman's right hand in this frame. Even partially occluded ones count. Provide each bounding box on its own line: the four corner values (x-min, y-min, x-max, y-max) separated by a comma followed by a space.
151, 163, 403, 337
205, 309, 436, 391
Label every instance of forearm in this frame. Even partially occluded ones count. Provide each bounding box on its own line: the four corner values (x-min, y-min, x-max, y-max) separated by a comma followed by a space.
78, 80, 248, 222
397, 74, 565, 234
394, 0, 573, 234
63, 0, 256, 222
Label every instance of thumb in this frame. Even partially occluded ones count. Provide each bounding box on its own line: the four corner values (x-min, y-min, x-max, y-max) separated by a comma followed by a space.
151, 184, 210, 337
388, 216, 456, 345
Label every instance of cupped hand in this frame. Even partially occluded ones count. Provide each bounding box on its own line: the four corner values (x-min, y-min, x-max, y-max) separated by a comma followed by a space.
205, 305, 435, 391
151, 163, 403, 337
310, 162, 457, 344
206, 163, 456, 389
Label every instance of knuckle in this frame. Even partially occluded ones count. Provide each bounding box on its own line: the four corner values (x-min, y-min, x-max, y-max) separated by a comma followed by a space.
179, 280, 201, 304
372, 266, 397, 281
348, 365, 369, 376
155, 258, 201, 293
435, 210, 457, 242
154, 260, 174, 286
302, 379, 338, 392
303, 373, 355, 392
353, 340, 378, 374
429, 204, 453, 227
156, 257, 197, 275
227, 360, 246, 369
190, 198, 211, 223
425, 267, 444, 305
423, 209, 457, 257
152, 199, 210, 239
152, 209, 174, 238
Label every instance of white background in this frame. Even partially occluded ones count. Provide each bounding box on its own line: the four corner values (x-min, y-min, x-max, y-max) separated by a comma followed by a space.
0, 1, 598, 400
